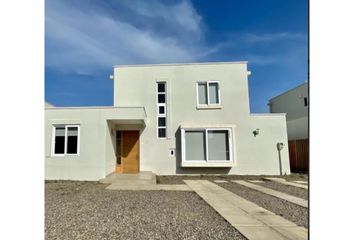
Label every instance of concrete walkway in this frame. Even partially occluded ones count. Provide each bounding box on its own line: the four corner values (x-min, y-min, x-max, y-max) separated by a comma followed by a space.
264, 178, 308, 190
232, 180, 308, 208
185, 180, 307, 240
293, 180, 308, 185
99, 172, 192, 191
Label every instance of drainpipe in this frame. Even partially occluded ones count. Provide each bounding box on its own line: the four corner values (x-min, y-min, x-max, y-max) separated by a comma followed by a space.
277, 142, 284, 176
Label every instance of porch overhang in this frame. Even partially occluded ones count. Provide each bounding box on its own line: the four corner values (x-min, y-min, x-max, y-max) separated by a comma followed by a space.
103, 107, 146, 126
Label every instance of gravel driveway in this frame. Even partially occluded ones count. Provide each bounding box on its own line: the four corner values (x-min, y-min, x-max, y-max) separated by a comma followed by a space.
216, 182, 308, 228
45, 181, 246, 240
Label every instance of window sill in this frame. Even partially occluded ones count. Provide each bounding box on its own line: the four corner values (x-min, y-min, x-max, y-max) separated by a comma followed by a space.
51, 154, 80, 157
196, 105, 222, 110
181, 160, 235, 167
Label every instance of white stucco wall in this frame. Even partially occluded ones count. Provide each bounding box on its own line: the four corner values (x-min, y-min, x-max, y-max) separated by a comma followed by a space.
113, 63, 290, 175
45, 107, 146, 180
235, 114, 290, 175
45, 108, 107, 180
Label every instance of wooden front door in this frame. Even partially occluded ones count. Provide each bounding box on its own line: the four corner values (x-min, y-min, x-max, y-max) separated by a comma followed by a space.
122, 131, 140, 173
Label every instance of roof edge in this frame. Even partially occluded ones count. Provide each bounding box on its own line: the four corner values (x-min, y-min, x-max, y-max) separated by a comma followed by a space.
113, 61, 248, 68
45, 106, 144, 110
268, 82, 308, 102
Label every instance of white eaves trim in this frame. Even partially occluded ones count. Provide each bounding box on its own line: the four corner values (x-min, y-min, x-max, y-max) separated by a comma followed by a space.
114, 61, 248, 68
45, 106, 145, 110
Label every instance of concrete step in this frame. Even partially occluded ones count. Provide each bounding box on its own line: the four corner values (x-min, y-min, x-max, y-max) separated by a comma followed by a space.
99, 171, 156, 184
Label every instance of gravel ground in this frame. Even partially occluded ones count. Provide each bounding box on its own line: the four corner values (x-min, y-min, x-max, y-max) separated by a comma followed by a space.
217, 182, 308, 228
45, 181, 246, 240
256, 181, 308, 200
157, 174, 308, 185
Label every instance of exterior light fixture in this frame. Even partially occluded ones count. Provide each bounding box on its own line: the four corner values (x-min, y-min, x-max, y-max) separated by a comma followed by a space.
253, 128, 260, 137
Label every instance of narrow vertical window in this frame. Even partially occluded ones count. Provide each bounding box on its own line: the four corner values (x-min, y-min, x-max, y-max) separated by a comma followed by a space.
304, 97, 308, 107
157, 82, 167, 138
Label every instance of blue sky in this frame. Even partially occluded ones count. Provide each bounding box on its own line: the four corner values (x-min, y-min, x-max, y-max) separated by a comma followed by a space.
45, 0, 308, 112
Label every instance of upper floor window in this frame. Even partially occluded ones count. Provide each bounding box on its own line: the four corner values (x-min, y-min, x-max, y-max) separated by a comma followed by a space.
52, 125, 80, 156
197, 81, 220, 106
157, 82, 167, 138
304, 97, 308, 107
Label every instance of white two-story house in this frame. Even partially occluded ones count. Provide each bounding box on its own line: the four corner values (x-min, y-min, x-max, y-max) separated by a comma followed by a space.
45, 62, 290, 180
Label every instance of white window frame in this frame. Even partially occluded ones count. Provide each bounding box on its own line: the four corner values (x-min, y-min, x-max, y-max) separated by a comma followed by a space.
156, 82, 167, 139
196, 81, 221, 106
181, 127, 233, 166
51, 125, 80, 156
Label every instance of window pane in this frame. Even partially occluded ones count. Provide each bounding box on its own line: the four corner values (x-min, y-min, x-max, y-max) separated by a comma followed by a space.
185, 131, 206, 160
55, 127, 65, 136
159, 106, 165, 114
198, 83, 207, 104
67, 136, 78, 154
66, 127, 78, 154
54, 127, 65, 154
158, 128, 166, 138
158, 117, 166, 127
54, 136, 65, 154
158, 94, 166, 103
67, 127, 78, 136
207, 130, 229, 160
209, 82, 219, 104
157, 83, 165, 93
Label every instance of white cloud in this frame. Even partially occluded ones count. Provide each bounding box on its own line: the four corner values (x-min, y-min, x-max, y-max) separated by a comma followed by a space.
45, 0, 211, 74
242, 32, 306, 43
45, 0, 306, 74
121, 0, 202, 39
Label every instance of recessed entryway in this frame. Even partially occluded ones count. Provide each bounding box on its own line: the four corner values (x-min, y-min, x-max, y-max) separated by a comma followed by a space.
116, 130, 140, 173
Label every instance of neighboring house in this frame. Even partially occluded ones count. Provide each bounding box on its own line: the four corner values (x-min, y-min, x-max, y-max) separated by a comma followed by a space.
45, 62, 291, 180
268, 82, 308, 172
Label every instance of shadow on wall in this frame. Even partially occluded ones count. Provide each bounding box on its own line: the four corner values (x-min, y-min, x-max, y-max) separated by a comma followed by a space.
174, 128, 231, 175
